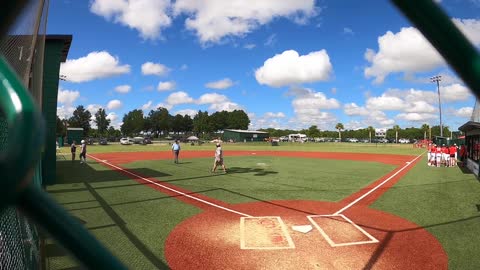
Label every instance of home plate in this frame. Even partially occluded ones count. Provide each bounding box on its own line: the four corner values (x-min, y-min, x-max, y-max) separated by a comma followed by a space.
292, 225, 313, 234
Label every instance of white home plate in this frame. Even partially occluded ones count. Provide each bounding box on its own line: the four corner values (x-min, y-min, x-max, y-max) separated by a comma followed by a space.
292, 225, 313, 234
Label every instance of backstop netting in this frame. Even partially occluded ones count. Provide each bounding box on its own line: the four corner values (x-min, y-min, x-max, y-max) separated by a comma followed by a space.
0, 0, 49, 269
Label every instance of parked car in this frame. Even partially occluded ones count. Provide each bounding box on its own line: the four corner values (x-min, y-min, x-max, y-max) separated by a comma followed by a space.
348, 138, 359, 143
99, 138, 108, 145
143, 137, 152, 144
120, 138, 133, 145
399, 138, 410, 144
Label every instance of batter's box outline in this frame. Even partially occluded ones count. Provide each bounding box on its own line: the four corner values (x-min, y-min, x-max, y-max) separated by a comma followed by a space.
240, 216, 295, 250
307, 214, 379, 247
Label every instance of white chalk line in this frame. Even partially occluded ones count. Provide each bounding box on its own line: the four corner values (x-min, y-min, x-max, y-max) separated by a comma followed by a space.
334, 152, 426, 215
87, 154, 252, 217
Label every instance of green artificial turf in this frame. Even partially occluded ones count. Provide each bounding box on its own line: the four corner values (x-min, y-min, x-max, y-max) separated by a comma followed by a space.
123, 156, 395, 204
46, 160, 201, 269
75, 141, 425, 156
371, 158, 480, 270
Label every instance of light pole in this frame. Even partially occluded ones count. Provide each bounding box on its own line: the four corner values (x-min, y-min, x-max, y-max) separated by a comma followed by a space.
430, 75, 443, 137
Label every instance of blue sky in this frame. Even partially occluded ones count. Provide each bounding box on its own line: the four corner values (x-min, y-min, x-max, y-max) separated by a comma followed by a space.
50, 0, 479, 131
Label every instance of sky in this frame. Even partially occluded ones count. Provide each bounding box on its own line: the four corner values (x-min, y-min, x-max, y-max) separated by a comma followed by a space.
48, 0, 480, 131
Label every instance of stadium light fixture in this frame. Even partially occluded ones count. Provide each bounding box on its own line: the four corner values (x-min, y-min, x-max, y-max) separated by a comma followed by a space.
430, 75, 443, 137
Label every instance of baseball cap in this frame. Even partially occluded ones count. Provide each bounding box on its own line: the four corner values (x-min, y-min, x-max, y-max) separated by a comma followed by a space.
81, 140, 85, 144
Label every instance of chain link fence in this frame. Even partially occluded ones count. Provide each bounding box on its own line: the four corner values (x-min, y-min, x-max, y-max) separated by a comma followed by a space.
0, 0, 49, 269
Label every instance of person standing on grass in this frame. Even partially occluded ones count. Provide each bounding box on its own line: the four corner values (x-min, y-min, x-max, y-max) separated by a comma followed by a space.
79, 139, 87, 164
212, 143, 227, 173
172, 140, 181, 164
70, 140, 77, 162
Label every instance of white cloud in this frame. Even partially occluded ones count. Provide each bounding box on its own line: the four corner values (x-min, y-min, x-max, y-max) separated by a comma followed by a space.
157, 81, 176, 91
57, 105, 76, 120
441, 83, 472, 102
86, 104, 103, 114
197, 93, 229, 104
264, 34, 277, 47
264, 112, 286, 118
396, 113, 437, 122
142, 62, 170, 76
366, 95, 406, 111
166, 91, 194, 105
57, 88, 80, 105
173, 0, 316, 44
244, 43, 256, 49
404, 101, 436, 113
114, 84, 131, 93
90, 0, 172, 40
289, 89, 340, 129
255, 50, 333, 87
107, 99, 123, 110
344, 103, 369, 116
106, 112, 121, 128
365, 19, 480, 83
174, 109, 197, 117
60, 51, 130, 83
141, 100, 153, 111
205, 78, 234, 89
180, 64, 188, 70
155, 102, 173, 110
454, 107, 473, 117
365, 110, 395, 127
209, 102, 242, 112
343, 27, 354, 35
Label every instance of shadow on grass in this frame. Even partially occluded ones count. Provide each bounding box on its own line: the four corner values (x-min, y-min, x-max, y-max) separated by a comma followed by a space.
227, 166, 278, 176
55, 160, 171, 185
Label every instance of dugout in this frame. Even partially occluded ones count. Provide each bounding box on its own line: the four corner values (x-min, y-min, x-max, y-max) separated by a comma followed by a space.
458, 121, 480, 176
66, 128, 83, 145
223, 129, 269, 142
42, 35, 72, 185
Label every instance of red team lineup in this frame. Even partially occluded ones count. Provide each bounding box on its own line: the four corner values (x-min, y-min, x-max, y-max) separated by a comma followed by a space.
89, 151, 448, 269
427, 143, 459, 167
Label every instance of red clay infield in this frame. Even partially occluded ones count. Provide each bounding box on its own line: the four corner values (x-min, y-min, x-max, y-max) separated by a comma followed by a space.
90, 150, 447, 269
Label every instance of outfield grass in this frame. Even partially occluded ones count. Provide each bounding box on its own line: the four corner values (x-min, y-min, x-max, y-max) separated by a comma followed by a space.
123, 156, 395, 204
77, 141, 425, 155
48, 145, 480, 269
371, 160, 480, 270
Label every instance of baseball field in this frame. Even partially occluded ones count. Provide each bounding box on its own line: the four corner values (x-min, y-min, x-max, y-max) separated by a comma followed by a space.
46, 142, 480, 269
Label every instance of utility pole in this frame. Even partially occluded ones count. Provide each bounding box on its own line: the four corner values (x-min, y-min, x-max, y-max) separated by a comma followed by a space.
430, 75, 443, 137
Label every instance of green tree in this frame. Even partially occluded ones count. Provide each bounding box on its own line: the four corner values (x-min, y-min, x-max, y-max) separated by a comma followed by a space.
68, 105, 92, 136
94, 108, 110, 136
171, 114, 184, 134
367, 126, 374, 143
182, 115, 193, 133
148, 107, 171, 137
421, 123, 430, 140
393, 124, 400, 143
226, 110, 250, 130
306, 125, 321, 138
193, 110, 212, 137
335, 123, 344, 140
56, 116, 66, 137
121, 109, 144, 136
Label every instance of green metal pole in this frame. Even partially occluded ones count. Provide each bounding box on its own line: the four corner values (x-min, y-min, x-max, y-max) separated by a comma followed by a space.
19, 185, 128, 270
391, 0, 480, 99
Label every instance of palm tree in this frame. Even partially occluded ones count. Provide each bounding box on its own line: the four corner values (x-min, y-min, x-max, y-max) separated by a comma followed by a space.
421, 123, 430, 141
367, 126, 374, 143
393, 124, 400, 143
335, 123, 344, 141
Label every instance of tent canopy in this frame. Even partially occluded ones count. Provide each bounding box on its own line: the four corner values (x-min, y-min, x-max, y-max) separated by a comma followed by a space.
187, 136, 199, 141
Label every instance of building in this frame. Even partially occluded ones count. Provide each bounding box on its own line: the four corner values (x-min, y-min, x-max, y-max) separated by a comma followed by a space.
288, 133, 307, 142
223, 129, 269, 142
458, 99, 480, 176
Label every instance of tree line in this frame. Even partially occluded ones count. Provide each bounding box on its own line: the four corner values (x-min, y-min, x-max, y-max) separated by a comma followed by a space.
56, 105, 250, 138
56, 105, 460, 141
259, 123, 459, 142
